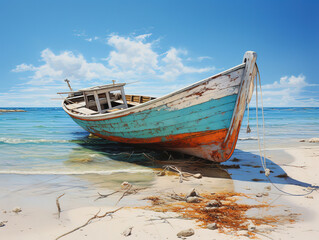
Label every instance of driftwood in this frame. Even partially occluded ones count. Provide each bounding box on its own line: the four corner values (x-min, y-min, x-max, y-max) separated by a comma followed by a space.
56, 193, 65, 219
55, 207, 123, 240
161, 165, 202, 183
95, 191, 120, 201
95, 184, 147, 203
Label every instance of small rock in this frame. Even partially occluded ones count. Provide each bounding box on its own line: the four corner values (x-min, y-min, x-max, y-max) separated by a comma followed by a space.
299, 139, 306, 142
305, 196, 314, 199
203, 207, 219, 211
207, 223, 218, 230
2, 211, 6, 214
248, 224, 256, 231
177, 228, 194, 238
244, 187, 251, 190
309, 138, 319, 143
186, 188, 199, 198
122, 226, 133, 237
263, 192, 269, 196
264, 185, 271, 191
256, 193, 263, 198
192, 173, 202, 179
206, 200, 222, 208
0, 222, 5, 227
121, 182, 130, 189
186, 197, 201, 203
12, 207, 22, 213
157, 171, 165, 176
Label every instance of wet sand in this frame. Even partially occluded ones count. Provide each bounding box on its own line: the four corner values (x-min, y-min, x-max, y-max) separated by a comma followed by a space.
0, 143, 318, 239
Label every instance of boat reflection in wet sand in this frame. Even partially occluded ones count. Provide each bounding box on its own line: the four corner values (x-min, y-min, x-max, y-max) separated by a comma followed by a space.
59, 51, 257, 162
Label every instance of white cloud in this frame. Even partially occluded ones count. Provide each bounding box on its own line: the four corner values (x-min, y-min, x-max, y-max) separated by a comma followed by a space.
5, 33, 216, 106
14, 33, 214, 84
250, 74, 319, 107
107, 34, 159, 75
263, 74, 309, 89
12, 63, 36, 72
160, 48, 214, 80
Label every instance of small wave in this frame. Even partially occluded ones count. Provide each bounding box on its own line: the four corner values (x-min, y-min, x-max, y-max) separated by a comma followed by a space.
0, 169, 153, 175
0, 137, 69, 144
238, 137, 258, 141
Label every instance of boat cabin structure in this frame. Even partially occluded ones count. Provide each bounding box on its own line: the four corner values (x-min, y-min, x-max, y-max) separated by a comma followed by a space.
58, 82, 156, 115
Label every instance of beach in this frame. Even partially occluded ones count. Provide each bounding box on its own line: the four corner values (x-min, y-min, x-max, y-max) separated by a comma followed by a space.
0, 108, 318, 239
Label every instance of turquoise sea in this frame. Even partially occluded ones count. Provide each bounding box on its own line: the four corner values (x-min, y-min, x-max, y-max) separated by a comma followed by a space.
0, 107, 318, 174
0, 107, 318, 191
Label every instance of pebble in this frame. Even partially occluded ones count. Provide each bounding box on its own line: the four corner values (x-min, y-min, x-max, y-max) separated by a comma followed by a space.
207, 223, 218, 230
157, 171, 165, 176
248, 224, 256, 231
256, 193, 263, 197
206, 200, 222, 208
264, 185, 271, 191
192, 173, 202, 179
122, 226, 133, 237
305, 196, 314, 199
0, 222, 5, 227
186, 197, 201, 203
121, 182, 130, 189
186, 188, 199, 198
177, 228, 195, 238
12, 207, 22, 213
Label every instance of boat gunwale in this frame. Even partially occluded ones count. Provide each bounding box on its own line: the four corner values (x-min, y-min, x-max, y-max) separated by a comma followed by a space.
63, 62, 246, 120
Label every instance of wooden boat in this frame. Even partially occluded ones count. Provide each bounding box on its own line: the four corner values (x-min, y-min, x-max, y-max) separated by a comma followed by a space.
59, 51, 257, 162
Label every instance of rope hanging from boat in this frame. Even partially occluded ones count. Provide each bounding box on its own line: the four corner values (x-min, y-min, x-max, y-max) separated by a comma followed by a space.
246, 104, 251, 133
254, 63, 316, 196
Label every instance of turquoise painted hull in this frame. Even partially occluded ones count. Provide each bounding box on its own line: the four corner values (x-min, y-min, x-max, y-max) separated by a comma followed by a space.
72, 94, 237, 140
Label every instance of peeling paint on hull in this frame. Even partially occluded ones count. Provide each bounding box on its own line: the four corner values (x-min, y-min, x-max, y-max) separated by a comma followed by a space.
63, 52, 257, 162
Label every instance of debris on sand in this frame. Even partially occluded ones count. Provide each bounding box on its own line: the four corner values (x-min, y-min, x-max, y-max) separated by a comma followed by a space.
207, 223, 218, 230
122, 226, 133, 237
143, 191, 298, 238
186, 197, 201, 203
177, 228, 194, 238
0, 221, 7, 227
12, 207, 22, 213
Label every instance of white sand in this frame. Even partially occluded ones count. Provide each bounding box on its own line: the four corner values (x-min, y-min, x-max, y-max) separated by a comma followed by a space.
1, 144, 318, 240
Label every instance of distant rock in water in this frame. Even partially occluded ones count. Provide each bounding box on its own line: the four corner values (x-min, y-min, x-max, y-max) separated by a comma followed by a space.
0, 109, 26, 112
300, 138, 319, 143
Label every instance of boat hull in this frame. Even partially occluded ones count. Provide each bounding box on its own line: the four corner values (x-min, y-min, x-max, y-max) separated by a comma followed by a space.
64, 52, 257, 162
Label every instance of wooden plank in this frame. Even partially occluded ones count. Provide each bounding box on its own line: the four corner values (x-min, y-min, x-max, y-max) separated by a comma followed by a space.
93, 91, 102, 113
73, 107, 98, 115
120, 87, 128, 108
106, 91, 112, 109
66, 102, 85, 110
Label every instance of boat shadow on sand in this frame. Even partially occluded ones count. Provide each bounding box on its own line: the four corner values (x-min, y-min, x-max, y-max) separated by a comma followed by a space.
71, 136, 314, 189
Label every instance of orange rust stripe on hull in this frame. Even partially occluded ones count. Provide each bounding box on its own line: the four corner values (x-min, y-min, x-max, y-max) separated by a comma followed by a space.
93, 129, 228, 148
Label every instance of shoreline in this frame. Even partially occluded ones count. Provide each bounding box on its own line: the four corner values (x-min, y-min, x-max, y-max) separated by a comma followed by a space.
0, 143, 318, 239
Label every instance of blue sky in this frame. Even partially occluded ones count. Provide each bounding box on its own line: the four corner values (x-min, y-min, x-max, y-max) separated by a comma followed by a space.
0, 0, 318, 107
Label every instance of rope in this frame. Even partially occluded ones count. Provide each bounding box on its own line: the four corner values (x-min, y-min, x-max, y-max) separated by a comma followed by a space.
254, 63, 316, 196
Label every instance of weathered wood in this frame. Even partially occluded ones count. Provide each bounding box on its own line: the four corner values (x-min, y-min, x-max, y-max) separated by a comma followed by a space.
93, 91, 102, 113
120, 87, 128, 108
73, 107, 98, 115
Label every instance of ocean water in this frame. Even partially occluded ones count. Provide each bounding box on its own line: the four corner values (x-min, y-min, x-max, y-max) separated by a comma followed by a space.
0, 107, 318, 178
